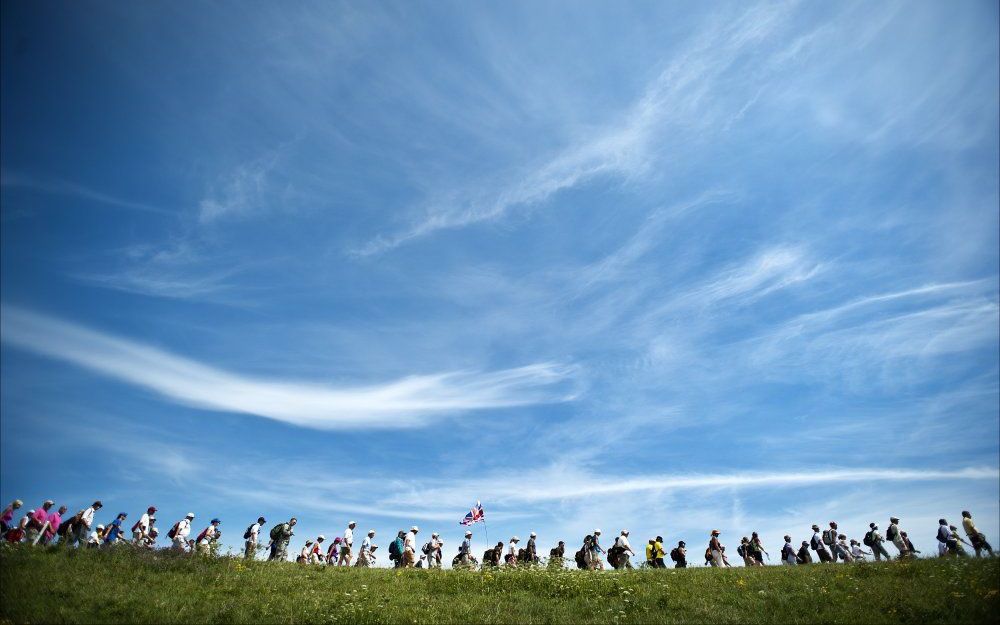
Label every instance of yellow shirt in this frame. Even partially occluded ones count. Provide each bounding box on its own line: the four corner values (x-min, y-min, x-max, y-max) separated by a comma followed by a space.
645, 543, 655, 560
655, 541, 665, 558
962, 517, 977, 537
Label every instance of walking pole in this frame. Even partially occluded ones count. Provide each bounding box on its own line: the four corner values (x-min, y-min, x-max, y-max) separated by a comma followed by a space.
32, 521, 51, 546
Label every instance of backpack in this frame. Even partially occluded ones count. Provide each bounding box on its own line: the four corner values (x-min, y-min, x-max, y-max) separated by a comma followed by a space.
886, 525, 897, 541
244, 525, 254, 540
167, 522, 180, 539
736, 544, 746, 558
270, 524, 284, 541
823, 529, 835, 545
863, 531, 874, 547
574, 549, 586, 569
196, 527, 210, 543
131, 520, 142, 533
422, 542, 431, 555
388, 538, 401, 559
670, 547, 680, 562
810, 534, 820, 550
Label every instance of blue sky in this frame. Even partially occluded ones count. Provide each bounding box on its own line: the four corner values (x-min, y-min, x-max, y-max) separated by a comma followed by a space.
1, 0, 998, 563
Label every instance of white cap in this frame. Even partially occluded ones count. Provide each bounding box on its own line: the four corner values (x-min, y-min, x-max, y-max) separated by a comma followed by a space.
465, 530, 472, 536
621, 529, 629, 535
594, 528, 601, 534
186, 512, 195, 518
530, 532, 537, 537
348, 521, 356, 526
317, 535, 325, 541
368, 529, 376, 535
432, 532, 439, 538
411, 526, 419, 532
512, 536, 520, 542
96, 524, 105, 530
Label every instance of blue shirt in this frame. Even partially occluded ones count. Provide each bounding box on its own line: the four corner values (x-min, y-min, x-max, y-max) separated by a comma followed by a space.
104, 518, 123, 543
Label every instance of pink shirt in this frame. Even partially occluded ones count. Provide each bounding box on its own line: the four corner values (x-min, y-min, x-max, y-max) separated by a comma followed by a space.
44, 512, 62, 539
1, 506, 14, 524
30, 507, 48, 528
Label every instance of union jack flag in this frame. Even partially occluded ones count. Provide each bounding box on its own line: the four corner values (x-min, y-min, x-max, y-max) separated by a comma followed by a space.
459, 501, 485, 526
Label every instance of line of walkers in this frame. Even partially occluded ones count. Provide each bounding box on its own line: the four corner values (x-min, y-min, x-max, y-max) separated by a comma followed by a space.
2, 499, 995, 568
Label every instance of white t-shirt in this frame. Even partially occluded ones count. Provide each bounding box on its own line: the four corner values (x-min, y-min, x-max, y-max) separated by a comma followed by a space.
136, 513, 151, 534
199, 525, 218, 545
404, 532, 416, 552
247, 522, 260, 542
80, 507, 96, 529
509, 541, 518, 555
175, 519, 192, 540
343, 527, 354, 547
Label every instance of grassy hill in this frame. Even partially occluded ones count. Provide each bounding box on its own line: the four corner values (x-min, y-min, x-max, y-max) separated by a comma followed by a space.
1, 546, 998, 624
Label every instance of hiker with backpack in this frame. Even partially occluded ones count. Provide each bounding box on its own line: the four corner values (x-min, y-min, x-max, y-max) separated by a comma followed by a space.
403, 526, 419, 567
267, 517, 296, 561
132, 506, 157, 545
937, 519, 955, 557
525, 532, 538, 565
823, 522, 840, 561
388, 530, 405, 567
169, 512, 195, 551
611, 530, 635, 569
646, 539, 657, 567
886, 517, 907, 558
863, 523, 891, 561
708, 530, 724, 567
796, 541, 812, 564
338, 521, 356, 566
102, 512, 129, 546
750, 532, 768, 564
781, 535, 797, 565
670, 541, 687, 568
1, 499, 23, 538
88, 524, 104, 547
548, 540, 565, 568
65, 500, 102, 548
961, 511, 994, 557
901, 531, 919, 555
835, 535, 854, 562
506, 536, 520, 566
423, 533, 443, 568
195, 518, 221, 555
810, 524, 832, 562
737, 537, 755, 567
586, 530, 605, 570
243, 516, 266, 559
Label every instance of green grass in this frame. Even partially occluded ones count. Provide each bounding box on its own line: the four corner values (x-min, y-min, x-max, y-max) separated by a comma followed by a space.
1, 546, 998, 624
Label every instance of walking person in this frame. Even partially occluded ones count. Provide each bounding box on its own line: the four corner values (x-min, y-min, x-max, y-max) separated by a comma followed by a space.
102, 512, 129, 546
709, 530, 724, 567
866, 523, 892, 561
132, 506, 157, 544
738, 537, 755, 567
67, 501, 102, 548
506, 536, 520, 566
900, 532, 920, 556
525, 532, 538, 565
961, 511, 995, 557
823, 522, 840, 561
548, 541, 565, 568
750, 532, 768, 565
850, 539, 872, 561
426, 533, 444, 568
612, 530, 635, 569
42, 506, 67, 545
358, 530, 376, 567
25, 500, 54, 544
587, 529, 605, 570
1, 499, 23, 537
887, 517, 907, 558
836, 535, 854, 562
781, 535, 797, 565
170, 513, 194, 551
338, 521, 356, 566
646, 539, 657, 567
195, 518, 221, 555
797, 540, 813, 564
88, 524, 105, 547
403, 526, 419, 567
653, 536, 666, 568
937, 519, 955, 557
268, 517, 296, 561
298, 540, 313, 563
811, 524, 832, 562
389, 531, 405, 567
243, 517, 266, 560
671, 541, 687, 568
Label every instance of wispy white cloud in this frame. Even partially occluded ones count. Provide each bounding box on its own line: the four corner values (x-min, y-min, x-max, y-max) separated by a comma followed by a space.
0, 306, 578, 430
198, 150, 285, 223
1, 170, 171, 215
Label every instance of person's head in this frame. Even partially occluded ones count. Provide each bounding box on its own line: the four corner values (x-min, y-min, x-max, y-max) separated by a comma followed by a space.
348, 521, 356, 529
830, 522, 837, 529
511, 536, 519, 543
118, 512, 128, 520
317, 535, 325, 543
949, 525, 958, 531
289, 517, 298, 526
185, 513, 195, 520
42, 500, 54, 511
148, 506, 157, 514
752, 531, 759, 538
890, 517, 899, 523
57, 505, 67, 515
649, 538, 655, 545
621, 529, 629, 536
939, 518, 948, 525
594, 528, 602, 536
741, 537, 748, 543
411, 526, 419, 534
96, 524, 105, 533
333, 537, 342, 544
93, 500, 103, 510
530, 531, 537, 538
258, 516, 266, 524
900, 531, 908, 538
850, 539, 857, 545
496, 541, 503, 548
656, 535, 663, 542
398, 530, 406, 538
11, 499, 23, 510
211, 518, 221, 526
801, 541, 809, 547
432, 532, 439, 539
962, 510, 971, 518
811, 524, 819, 531
711, 530, 720, 537
678, 541, 686, 547
838, 534, 846, 540
149, 528, 158, 538
305, 540, 313, 546
783, 535, 791, 542
465, 530, 472, 538
369, 530, 377, 537
870, 522, 877, 529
